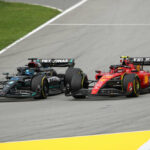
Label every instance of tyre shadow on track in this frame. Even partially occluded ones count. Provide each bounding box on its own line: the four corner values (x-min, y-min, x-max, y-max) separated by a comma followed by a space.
69, 96, 140, 101
0, 94, 146, 102
0, 97, 42, 102
0, 92, 64, 103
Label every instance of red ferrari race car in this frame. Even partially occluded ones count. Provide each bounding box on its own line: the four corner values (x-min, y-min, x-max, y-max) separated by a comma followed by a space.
65, 56, 150, 98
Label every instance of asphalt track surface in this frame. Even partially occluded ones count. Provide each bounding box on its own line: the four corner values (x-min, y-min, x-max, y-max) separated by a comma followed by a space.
0, 0, 150, 142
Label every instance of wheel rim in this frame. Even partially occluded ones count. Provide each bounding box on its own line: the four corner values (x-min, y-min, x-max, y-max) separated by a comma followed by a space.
136, 79, 140, 90
134, 78, 140, 96
41, 77, 48, 98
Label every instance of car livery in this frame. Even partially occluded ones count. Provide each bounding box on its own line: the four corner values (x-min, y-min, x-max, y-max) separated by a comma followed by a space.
0, 58, 75, 99
65, 56, 150, 98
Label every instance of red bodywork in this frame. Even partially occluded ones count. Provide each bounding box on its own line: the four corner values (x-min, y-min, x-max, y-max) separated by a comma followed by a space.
91, 59, 150, 95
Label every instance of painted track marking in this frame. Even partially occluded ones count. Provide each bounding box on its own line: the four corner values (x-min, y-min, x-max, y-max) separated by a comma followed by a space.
0, 131, 150, 150
138, 140, 150, 150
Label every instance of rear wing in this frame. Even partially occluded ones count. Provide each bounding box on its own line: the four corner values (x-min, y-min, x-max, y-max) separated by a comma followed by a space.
129, 57, 150, 65
38, 59, 75, 67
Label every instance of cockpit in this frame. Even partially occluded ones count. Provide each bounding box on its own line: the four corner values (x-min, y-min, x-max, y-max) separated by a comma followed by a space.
25, 69, 35, 76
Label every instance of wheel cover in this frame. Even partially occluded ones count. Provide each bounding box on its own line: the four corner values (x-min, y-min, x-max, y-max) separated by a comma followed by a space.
41, 77, 48, 98
136, 79, 140, 90
133, 78, 140, 96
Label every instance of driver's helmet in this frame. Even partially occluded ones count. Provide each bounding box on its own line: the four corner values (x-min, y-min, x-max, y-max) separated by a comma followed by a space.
117, 67, 124, 73
28, 62, 41, 68
25, 69, 34, 76
121, 56, 130, 65
136, 65, 141, 71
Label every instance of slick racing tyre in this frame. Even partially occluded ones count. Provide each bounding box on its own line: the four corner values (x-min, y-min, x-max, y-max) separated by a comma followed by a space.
65, 67, 78, 85
65, 68, 82, 94
123, 74, 140, 97
31, 75, 49, 99
66, 68, 88, 99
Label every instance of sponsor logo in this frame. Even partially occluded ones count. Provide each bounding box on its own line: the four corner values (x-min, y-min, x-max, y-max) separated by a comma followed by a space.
41, 59, 52, 63
100, 75, 112, 82
42, 59, 68, 63
145, 58, 150, 62
10, 77, 19, 81
133, 58, 144, 62
127, 82, 133, 92
47, 77, 60, 82
8, 81, 15, 85
144, 75, 149, 84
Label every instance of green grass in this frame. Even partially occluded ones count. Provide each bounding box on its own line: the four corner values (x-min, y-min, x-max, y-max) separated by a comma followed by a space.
0, 1, 60, 50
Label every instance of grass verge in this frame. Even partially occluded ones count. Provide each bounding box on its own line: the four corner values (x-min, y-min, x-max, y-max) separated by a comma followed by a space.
0, 1, 60, 50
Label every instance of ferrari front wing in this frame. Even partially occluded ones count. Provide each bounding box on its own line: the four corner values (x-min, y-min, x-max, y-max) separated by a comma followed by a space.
65, 88, 125, 97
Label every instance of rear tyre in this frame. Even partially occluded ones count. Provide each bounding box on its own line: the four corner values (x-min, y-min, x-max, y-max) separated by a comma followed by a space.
123, 74, 140, 97
31, 75, 49, 99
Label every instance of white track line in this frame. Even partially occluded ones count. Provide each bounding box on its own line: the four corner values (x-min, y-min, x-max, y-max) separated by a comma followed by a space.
0, 0, 88, 55
28, 3, 63, 12
49, 23, 150, 26
138, 140, 150, 150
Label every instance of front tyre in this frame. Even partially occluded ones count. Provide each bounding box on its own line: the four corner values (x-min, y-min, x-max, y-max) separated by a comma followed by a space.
70, 69, 88, 99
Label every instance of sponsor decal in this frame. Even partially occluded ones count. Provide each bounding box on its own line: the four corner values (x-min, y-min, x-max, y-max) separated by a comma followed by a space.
41, 59, 52, 63
100, 75, 112, 82
10, 77, 19, 81
145, 58, 150, 62
132, 57, 150, 65
144, 75, 149, 84
8, 81, 15, 85
133, 58, 144, 62
41, 59, 69, 63
47, 77, 60, 82
53, 59, 68, 63
127, 82, 133, 92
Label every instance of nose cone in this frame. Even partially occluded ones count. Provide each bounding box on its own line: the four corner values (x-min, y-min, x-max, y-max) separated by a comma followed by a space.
91, 75, 113, 95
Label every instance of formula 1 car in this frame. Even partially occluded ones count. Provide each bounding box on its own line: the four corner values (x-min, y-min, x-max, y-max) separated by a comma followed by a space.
0, 58, 74, 99
65, 56, 150, 98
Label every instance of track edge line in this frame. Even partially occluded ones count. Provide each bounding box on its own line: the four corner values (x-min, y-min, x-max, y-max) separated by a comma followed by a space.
0, 0, 88, 55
